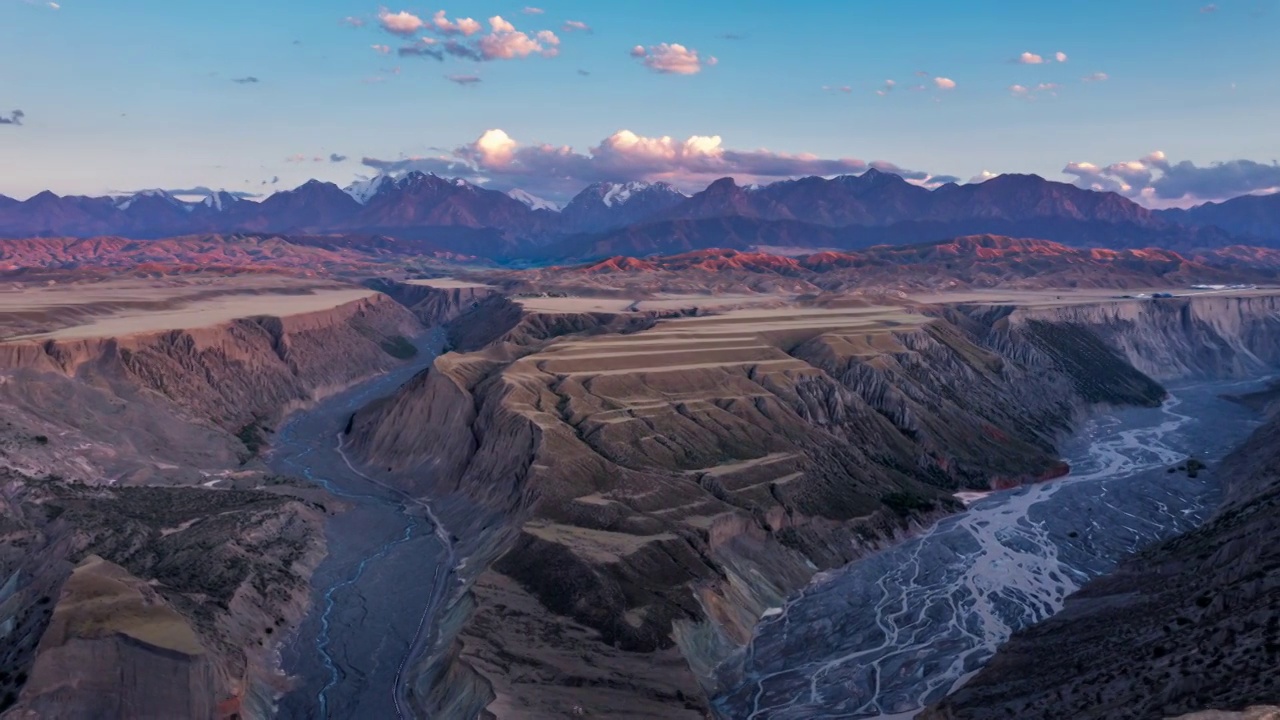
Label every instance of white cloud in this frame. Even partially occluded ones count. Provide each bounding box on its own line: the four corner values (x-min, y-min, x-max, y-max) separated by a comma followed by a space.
1054, 51, 1068, 63
372, 44, 391, 54
631, 43, 715, 75
522, 6, 544, 14
562, 20, 591, 32
933, 77, 956, 90
1082, 72, 1109, 82
876, 79, 896, 96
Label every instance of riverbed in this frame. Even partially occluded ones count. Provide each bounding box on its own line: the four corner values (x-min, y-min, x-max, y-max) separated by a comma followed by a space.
270, 331, 453, 720
714, 378, 1268, 719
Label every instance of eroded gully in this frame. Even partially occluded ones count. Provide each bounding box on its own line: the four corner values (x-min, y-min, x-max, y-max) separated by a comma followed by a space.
268, 331, 454, 720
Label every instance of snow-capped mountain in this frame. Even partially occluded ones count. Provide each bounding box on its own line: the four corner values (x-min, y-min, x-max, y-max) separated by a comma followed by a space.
560, 181, 688, 232
201, 191, 243, 212
507, 188, 561, 212
113, 189, 187, 212
343, 174, 393, 205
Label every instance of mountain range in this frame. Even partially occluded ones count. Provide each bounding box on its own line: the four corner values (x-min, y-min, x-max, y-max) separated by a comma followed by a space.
1, 171, 1277, 261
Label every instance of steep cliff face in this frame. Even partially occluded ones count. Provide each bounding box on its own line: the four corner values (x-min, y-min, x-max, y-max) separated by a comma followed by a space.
340, 295, 1278, 718
1000, 295, 1280, 380
0, 291, 425, 718
921, 406, 1280, 720
362, 278, 496, 328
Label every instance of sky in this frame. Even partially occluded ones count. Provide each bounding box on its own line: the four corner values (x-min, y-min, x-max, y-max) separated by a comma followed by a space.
1, 0, 1278, 206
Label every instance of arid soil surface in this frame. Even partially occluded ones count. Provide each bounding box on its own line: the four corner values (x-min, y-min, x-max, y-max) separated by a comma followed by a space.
0, 275, 381, 341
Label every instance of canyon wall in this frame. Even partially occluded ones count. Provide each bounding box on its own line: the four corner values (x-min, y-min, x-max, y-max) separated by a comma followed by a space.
0, 291, 425, 718
343, 294, 1280, 719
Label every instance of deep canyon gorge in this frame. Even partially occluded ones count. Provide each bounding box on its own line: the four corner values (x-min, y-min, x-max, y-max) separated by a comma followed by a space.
1, 275, 1279, 720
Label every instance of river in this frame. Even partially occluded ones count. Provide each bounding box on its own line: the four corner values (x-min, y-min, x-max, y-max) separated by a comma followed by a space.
714, 378, 1268, 719
269, 331, 454, 720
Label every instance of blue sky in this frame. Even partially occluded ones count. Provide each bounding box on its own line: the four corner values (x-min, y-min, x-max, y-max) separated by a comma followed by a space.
1, 0, 1277, 205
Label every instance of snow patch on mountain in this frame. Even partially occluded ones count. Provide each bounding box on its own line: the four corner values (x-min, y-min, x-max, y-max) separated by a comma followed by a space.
343, 174, 393, 205
507, 188, 561, 211
114, 189, 182, 212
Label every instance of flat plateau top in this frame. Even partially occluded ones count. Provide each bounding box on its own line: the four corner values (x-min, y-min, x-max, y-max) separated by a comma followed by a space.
403, 277, 494, 289
907, 285, 1280, 307
514, 285, 1280, 316
0, 275, 375, 342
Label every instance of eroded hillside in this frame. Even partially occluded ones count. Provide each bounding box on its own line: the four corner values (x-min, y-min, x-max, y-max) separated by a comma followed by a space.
343, 291, 1280, 718
0, 278, 429, 718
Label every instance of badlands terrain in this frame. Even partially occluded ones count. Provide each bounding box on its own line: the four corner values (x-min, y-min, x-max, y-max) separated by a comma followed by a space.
0, 228, 1278, 719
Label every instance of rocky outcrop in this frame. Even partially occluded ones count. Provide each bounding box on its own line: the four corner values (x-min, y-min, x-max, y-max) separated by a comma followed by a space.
0, 475, 326, 719
5, 555, 219, 720
921, 403, 1280, 720
336, 294, 1280, 718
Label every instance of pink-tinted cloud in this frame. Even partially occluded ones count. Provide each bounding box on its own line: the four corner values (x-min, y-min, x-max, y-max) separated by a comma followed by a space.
1082, 71, 1109, 82
372, 44, 391, 55
477, 16, 559, 59
631, 43, 715, 75
876, 79, 896, 96
1009, 82, 1060, 100
562, 20, 591, 32
522, 6, 544, 14
340, 16, 366, 28
378, 9, 425, 35
430, 10, 482, 36
1015, 50, 1068, 64
361, 128, 950, 199
375, 11, 559, 62
1063, 150, 1280, 204
933, 77, 956, 90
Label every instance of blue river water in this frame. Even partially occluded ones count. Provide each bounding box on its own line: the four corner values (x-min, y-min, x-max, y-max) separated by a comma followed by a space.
715, 377, 1267, 719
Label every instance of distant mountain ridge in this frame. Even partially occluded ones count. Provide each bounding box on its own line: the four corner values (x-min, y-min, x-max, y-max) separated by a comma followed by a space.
0, 171, 1273, 259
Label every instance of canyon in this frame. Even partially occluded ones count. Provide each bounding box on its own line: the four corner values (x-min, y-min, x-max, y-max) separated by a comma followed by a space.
339, 283, 1280, 718
0, 233, 1278, 719
0, 276, 434, 717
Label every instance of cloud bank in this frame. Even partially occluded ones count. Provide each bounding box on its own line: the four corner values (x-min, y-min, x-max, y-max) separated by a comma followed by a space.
1063, 151, 1280, 204
376, 9, 560, 61
360, 128, 952, 199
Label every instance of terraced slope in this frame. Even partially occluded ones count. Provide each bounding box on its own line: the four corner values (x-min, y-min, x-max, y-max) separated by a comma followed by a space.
346, 296, 1214, 718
